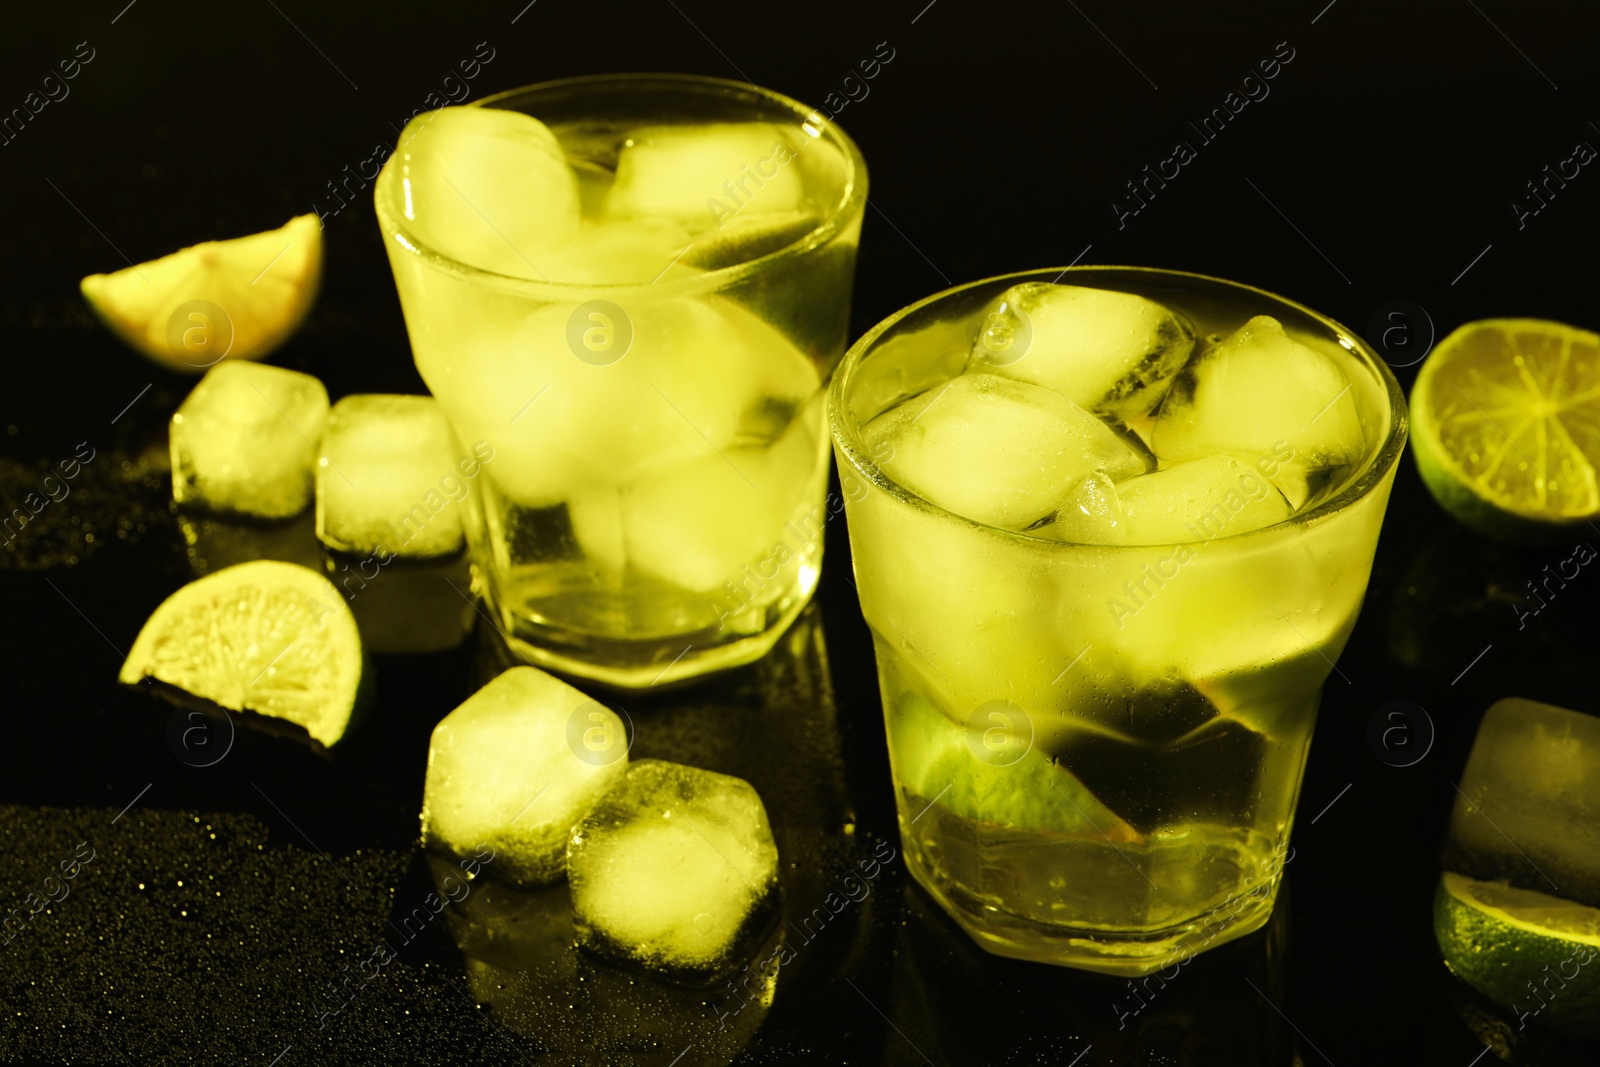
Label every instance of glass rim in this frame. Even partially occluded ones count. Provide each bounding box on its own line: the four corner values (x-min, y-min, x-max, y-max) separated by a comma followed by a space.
372, 72, 869, 301
828, 264, 1410, 549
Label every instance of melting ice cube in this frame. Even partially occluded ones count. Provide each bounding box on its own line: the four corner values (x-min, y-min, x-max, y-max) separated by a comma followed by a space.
170, 362, 329, 519
315, 394, 464, 560
421, 666, 629, 886
567, 759, 779, 982
865, 372, 1151, 530
967, 282, 1195, 419
389, 106, 581, 279
606, 122, 807, 235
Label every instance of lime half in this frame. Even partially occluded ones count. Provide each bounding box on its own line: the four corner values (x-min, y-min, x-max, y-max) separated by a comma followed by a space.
82, 214, 321, 373
1411, 319, 1600, 543
119, 560, 362, 747
1434, 871, 1600, 1037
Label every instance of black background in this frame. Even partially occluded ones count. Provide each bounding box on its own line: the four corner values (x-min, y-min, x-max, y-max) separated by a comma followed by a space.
2, 1, 1599, 1064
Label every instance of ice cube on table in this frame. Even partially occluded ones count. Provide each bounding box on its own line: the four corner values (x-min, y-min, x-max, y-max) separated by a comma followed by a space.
568, 759, 779, 981
968, 283, 1195, 420
170, 362, 329, 519
865, 372, 1151, 531
389, 106, 580, 279
542, 217, 699, 285
422, 666, 629, 886
605, 122, 806, 234
315, 394, 464, 559
1151, 315, 1365, 506
1444, 698, 1600, 908
1116, 454, 1292, 545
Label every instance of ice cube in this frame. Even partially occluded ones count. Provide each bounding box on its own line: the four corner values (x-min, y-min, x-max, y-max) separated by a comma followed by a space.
566, 484, 626, 575
459, 295, 818, 503
567, 759, 779, 981
622, 399, 825, 593
866, 372, 1151, 530
315, 394, 464, 560
389, 106, 580, 279
421, 666, 629, 886
606, 123, 806, 235
1151, 315, 1365, 505
543, 217, 699, 285
1037, 471, 1128, 545
967, 283, 1195, 419
1443, 698, 1600, 907
170, 361, 329, 519
1116, 454, 1292, 545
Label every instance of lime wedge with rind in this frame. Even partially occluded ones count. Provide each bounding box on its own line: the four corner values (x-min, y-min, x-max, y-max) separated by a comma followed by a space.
119, 560, 362, 748
1412, 319, 1600, 544
81, 214, 321, 373
1435, 871, 1600, 1038
890, 691, 1138, 840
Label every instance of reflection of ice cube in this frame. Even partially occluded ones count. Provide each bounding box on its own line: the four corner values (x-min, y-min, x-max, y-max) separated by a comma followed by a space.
622, 398, 825, 593
342, 553, 472, 654
543, 217, 699, 285
606, 122, 806, 234
867, 372, 1150, 530
1444, 698, 1600, 907
390, 106, 580, 278
421, 667, 628, 885
180, 510, 323, 576
315, 395, 464, 559
968, 283, 1195, 419
1116, 454, 1292, 545
682, 208, 819, 271
568, 759, 779, 982
170, 362, 329, 519
1152, 316, 1365, 501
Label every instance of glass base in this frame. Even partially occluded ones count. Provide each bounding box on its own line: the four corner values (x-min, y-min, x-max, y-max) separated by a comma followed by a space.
480, 568, 819, 689
904, 837, 1279, 977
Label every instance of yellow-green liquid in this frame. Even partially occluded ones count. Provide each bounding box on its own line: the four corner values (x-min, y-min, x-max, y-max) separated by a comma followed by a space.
840, 275, 1398, 974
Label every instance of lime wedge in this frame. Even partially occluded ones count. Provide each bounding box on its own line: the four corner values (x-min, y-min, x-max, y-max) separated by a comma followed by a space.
890, 691, 1137, 840
1435, 871, 1600, 1037
119, 560, 362, 747
1411, 319, 1600, 543
81, 214, 321, 373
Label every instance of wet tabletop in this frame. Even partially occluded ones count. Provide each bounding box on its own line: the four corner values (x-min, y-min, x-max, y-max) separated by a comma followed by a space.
2, 2, 1598, 1064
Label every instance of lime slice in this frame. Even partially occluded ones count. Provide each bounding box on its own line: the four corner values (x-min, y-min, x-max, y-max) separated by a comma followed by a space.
81, 214, 321, 373
1411, 319, 1600, 543
1435, 871, 1600, 1037
890, 692, 1137, 840
119, 560, 362, 747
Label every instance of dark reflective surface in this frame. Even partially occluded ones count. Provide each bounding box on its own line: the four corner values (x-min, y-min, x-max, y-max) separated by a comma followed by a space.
4, 2, 1600, 1064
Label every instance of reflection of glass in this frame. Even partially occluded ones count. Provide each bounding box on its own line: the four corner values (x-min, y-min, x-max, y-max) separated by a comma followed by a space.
887, 878, 1295, 1066
446, 607, 871, 1057
374, 75, 867, 688
830, 268, 1407, 975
